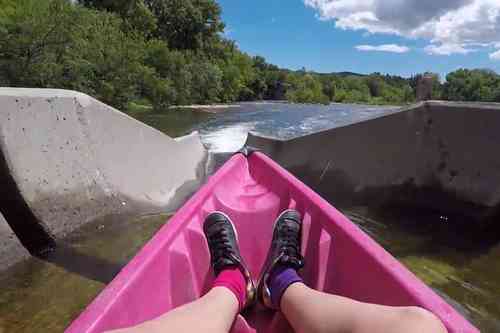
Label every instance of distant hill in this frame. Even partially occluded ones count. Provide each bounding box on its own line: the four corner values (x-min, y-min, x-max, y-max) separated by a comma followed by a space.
332, 71, 366, 77
288, 69, 366, 77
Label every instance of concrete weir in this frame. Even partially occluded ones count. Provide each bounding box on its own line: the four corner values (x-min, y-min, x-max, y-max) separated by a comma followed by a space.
0, 88, 207, 267
247, 101, 500, 225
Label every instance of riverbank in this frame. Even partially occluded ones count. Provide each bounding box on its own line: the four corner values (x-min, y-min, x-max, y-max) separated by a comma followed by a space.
169, 104, 241, 113
127, 100, 404, 115
127, 101, 242, 114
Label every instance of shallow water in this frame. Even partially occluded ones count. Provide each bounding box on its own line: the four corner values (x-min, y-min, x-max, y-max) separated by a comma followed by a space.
1, 102, 498, 332
343, 206, 500, 332
0, 214, 169, 332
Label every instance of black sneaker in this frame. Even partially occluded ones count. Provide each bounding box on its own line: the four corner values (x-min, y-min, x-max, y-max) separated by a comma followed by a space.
203, 211, 255, 309
257, 209, 304, 309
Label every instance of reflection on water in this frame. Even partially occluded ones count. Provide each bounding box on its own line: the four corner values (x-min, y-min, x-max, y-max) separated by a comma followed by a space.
134, 109, 213, 138
0, 214, 168, 332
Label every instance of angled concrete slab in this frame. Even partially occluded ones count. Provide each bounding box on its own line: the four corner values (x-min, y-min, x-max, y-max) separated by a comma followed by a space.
247, 101, 500, 222
0, 88, 207, 264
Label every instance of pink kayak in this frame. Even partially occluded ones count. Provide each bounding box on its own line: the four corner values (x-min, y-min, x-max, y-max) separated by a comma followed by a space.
66, 151, 478, 332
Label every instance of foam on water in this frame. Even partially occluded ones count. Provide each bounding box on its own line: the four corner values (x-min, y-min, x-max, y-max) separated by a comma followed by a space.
196, 102, 399, 153
200, 122, 256, 153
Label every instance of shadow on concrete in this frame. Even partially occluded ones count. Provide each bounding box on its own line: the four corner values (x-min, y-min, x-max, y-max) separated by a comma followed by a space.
0, 144, 56, 255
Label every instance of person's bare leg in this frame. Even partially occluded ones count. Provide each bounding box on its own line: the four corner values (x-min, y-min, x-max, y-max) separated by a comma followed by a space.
109, 212, 255, 333
256, 210, 446, 333
281, 282, 447, 333
108, 286, 238, 333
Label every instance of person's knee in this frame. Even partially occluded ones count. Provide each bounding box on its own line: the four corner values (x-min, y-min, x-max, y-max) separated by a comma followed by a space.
399, 307, 447, 332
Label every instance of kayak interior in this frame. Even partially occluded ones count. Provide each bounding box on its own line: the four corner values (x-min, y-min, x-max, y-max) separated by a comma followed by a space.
66, 152, 477, 333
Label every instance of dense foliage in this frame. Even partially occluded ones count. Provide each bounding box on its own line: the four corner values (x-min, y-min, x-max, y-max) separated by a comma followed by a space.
1, 0, 500, 111
442, 69, 500, 102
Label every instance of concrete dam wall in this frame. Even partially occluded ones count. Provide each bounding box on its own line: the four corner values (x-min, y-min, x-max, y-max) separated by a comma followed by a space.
0, 88, 207, 267
247, 101, 500, 225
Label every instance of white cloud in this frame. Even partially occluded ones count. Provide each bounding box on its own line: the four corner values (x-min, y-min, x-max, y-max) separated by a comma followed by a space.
355, 44, 410, 53
304, 0, 500, 57
424, 43, 475, 55
490, 49, 500, 60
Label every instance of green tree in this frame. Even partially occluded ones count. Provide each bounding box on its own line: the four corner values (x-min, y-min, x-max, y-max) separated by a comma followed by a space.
0, 0, 162, 109
342, 76, 370, 103
366, 74, 384, 97
190, 61, 222, 103
285, 73, 329, 104
79, 0, 157, 37
0, 0, 78, 86
319, 76, 336, 101
443, 69, 500, 102
144, 0, 225, 51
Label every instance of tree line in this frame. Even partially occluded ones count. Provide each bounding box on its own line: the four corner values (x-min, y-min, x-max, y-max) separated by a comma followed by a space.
1, 0, 500, 112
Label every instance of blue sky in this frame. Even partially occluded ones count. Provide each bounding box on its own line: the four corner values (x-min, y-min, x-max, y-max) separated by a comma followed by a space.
217, 0, 500, 79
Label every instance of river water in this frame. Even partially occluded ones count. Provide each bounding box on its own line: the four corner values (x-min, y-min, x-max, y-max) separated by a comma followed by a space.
137, 102, 401, 153
1, 102, 498, 332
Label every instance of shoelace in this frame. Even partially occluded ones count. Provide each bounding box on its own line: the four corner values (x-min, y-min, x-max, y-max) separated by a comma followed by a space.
279, 221, 304, 268
209, 225, 238, 270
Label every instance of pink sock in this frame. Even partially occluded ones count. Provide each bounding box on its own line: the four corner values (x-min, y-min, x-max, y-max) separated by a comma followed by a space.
212, 266, 247, 311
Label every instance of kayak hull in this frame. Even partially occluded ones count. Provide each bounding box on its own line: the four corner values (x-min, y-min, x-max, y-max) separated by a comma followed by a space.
66, 152, 478, 332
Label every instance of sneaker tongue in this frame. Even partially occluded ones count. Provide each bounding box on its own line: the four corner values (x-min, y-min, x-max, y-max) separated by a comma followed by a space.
214, 253, 240, 274
215, 258, 232, 274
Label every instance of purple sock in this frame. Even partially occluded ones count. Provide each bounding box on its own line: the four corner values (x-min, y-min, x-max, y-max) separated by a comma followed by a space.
268, 264, 303, 309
